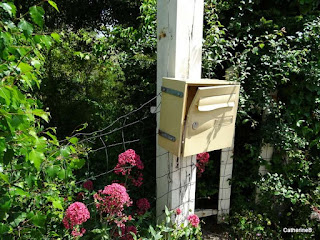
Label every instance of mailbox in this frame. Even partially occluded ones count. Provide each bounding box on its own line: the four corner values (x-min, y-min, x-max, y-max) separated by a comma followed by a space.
158, 77, 240, 157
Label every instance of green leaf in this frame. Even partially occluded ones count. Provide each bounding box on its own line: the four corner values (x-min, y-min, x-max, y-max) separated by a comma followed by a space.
10, 212, 26, 227
31, 59, 41, 70
45, 131, 59, 146
18, 62, 33, 74
0, 2, 16, 17
18, 20, 33, 37
60, 147, 70, 158
32, 109, 49, 122
46, 165, 61, 178
68, 137, 78, 144
50, 32, 60, 42
52, 200, 63, 210
34, 35, 53, 49
0, 87, 11, 105
0, 173, 9, 184
29, 6, 45, 28
29, 149, 45, 171
12, 187, 30, 197
70, 158, 85, 169
57, 169, 66, 180
164, 206, 170, 216
28, 212, 46, 228
0, 223, 10, 234
48, 1, 59, 12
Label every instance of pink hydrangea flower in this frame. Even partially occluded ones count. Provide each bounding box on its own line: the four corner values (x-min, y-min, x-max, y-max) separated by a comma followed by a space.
94, 183, 132, 217
176, 208, 181, 215
196, 152, 210, 177
187, 214, 200, 227
83, 180, 93, 191
63, 202, 90, 233
120, 225, 137, 240
115, 149, 144, 176
136, 198, 150, 215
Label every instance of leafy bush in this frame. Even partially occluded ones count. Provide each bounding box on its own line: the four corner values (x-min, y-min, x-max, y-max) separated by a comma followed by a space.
0, 1, 89, 238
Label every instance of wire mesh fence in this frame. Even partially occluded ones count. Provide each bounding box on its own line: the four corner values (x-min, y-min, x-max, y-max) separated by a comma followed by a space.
64, 93, 233, 220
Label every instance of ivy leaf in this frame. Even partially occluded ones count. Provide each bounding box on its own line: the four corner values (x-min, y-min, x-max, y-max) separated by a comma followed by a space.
27, 212, 46, 228
18, 20, 33, 38
29, 6, 45, 28
29, 149, 45, 171
48, 1, 59, 12
52, 200, 63, 210
0, 2, 16, 17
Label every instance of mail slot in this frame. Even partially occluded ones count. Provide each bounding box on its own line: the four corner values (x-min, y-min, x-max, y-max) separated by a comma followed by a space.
158, 77, 240, 157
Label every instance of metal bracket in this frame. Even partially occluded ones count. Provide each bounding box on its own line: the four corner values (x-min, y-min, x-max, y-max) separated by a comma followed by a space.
161, 86, 184, 98
158, 129, 176, 142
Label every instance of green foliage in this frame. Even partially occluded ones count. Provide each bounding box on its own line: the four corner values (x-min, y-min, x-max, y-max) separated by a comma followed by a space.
0, 1, 88, 238
203, 0, 320, 238
41, 29, 126, 138
230, 210, 281, 239
140, 207, 202, 240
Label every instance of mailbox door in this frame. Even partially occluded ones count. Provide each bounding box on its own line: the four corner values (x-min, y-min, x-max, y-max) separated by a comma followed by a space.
158, 79, 188, 156
182, 85, 240, 157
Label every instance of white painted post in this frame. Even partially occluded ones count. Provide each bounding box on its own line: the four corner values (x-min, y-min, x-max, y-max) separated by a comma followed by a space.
217, 137, 234, 222
256, 144, 274, 202
156, 0, 204, 224
259, 144, 273, 176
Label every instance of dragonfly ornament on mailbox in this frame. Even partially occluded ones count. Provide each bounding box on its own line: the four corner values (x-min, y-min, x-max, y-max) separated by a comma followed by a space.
158, 78, 240, 157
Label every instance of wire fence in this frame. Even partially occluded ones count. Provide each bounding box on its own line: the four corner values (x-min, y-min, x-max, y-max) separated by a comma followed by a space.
64, 92, 233, 220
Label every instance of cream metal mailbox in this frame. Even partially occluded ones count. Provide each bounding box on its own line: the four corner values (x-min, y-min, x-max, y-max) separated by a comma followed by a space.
158, 77, 240, 157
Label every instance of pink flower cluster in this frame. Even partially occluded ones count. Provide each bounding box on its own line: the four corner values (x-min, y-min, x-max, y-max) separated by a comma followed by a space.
63, 202, 90, 237
120, 225, 137, 240
129, 172, 144, 187
115, 149, 145, 187
136, 198, 150, 215
196, 152, 210, 177
94, 183, 132, 218
187, 214, 200, 227
83, 180, 93, 191
115, 149, 144, 175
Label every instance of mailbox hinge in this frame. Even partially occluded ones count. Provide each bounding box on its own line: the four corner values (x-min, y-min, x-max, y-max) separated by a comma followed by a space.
161, 86, 184, 98
158, 129, 176, 142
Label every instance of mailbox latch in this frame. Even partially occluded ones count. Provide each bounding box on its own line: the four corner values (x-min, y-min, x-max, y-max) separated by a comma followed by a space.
158, 129, 176, 142
161, 86, 184, 98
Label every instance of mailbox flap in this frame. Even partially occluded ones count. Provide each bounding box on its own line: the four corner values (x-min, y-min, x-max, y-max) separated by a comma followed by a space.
182, 84, 240, 157
198, 93, 236, 111
158, 79, 188, 156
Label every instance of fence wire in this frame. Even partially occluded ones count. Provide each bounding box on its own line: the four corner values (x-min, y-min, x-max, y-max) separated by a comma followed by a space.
66, 93, 233, 220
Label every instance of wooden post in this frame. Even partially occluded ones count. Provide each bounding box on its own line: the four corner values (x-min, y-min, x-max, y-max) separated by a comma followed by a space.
156, 0, 204, 223
256, 144, 274, 202
217, 137, 234, 222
